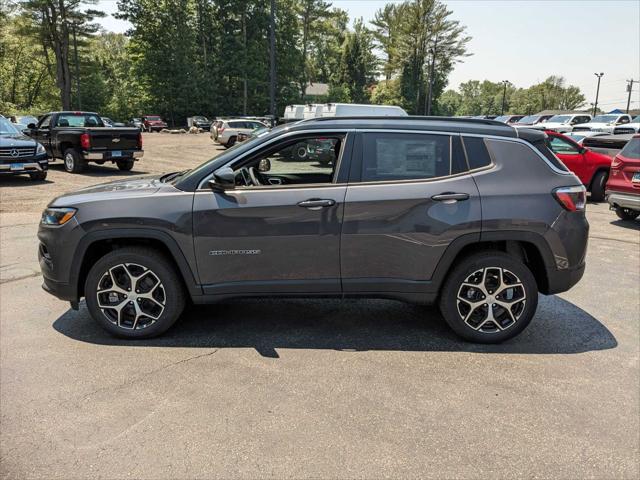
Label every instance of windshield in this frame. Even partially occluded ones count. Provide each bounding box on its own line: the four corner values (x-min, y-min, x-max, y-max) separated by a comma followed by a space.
146, 116, 162, 121
632, 116, 640, 123
16, 116, 38, 125
494, 116, 510, 123
194, 116, 208, 122
516, 115, 540, 124
591, 115, 619, 123
548, 115, 571, 123
620, 137, 640, 159
0, 118, 20, 134
176, 124, 285, 187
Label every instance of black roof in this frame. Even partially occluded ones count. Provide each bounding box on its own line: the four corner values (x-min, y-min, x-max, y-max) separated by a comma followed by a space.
289, 116, 520, 138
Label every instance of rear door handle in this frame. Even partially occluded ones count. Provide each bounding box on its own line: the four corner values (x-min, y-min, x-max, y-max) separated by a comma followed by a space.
297, 198, 336, 210
431, 192, 470, 204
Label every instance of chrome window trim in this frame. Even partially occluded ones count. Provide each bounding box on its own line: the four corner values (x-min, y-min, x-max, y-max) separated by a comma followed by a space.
197, 128, 353, 190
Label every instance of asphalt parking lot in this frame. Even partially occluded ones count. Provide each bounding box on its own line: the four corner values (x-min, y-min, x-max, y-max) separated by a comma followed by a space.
1, 133, 638, 479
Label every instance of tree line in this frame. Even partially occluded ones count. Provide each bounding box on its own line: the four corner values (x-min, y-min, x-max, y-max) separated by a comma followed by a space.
0, 0, 586, 124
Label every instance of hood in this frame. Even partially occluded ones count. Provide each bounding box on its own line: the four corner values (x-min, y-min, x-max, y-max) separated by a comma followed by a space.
0, 133, 37, 147
50, 175, 164, 207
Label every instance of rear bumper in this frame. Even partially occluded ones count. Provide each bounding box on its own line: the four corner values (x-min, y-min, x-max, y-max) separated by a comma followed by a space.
606, 190, 640, 210
84, 150, 144, 161
545, 262, 586, 295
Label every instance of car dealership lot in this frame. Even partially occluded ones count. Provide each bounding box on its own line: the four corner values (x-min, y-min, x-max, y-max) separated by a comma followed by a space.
1, 134, 639, 478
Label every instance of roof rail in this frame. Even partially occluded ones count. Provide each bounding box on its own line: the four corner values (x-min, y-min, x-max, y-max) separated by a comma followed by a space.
302, 115, 512, 127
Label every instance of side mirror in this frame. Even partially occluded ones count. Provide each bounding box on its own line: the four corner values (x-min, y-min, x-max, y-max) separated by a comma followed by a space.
27, 123, 36, 129
258, 159, 271, 172
209, 166, 236, 192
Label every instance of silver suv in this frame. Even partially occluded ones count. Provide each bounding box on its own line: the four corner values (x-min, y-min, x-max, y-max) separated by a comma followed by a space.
211, 119, 267, 147
38, 117, 588, 343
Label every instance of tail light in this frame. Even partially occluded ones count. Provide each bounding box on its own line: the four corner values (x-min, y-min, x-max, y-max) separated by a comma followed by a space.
611, 155, 623, 170
137, 132, 143, 149
80, 133, 91, 150
553, 185, 586, 212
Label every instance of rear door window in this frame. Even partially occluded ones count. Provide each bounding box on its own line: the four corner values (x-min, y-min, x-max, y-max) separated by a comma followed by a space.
359, 132, 452, 182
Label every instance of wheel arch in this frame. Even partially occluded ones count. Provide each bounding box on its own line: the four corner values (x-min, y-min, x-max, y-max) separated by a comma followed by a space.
588, 167, 609, 191
72, 229, 201, 300
431, 232, 555, 296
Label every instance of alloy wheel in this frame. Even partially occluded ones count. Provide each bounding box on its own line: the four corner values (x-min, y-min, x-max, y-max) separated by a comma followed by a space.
64, 153, 74, 171
456, 267, 526, 333
96, 263, 166, 330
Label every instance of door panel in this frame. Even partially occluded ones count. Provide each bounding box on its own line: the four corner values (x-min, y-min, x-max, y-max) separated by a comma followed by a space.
193, 186, 346, 294
341, 176, 482, 292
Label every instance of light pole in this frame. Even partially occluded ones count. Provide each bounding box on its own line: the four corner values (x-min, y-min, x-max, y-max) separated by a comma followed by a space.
626, 79, 635, 114
501, 80, 510, 115
593, 72, 604, 116
269, 0, 276, 119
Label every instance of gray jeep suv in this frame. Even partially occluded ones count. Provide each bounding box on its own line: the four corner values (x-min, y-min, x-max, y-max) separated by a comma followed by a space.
38, 117, 588, 343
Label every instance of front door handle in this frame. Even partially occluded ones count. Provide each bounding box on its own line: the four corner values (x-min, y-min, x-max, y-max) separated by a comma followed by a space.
297, 198, 336, 210
431, 192, 470, 204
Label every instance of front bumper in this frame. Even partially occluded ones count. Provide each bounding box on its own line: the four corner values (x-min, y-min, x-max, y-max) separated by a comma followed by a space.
84, 150, 144, 161
606, 190, 640, 211
0, 155, 48, 175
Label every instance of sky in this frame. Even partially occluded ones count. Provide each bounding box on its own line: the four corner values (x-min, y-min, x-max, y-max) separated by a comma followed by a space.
96, 0, 640, 111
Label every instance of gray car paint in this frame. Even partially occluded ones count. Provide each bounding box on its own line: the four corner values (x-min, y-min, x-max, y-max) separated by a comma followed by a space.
38, 118, 588, 306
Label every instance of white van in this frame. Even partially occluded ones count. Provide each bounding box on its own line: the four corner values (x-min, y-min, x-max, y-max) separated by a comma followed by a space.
320, 103, 407, 117
303, 104, 323, 120
283, 105, 306, 122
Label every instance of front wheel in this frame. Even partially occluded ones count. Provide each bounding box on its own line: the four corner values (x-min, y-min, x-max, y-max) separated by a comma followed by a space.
117, 159, 134, 171
615, 206, 640, 221
29, 171, 47, 181
226, 136, 236, 148
589, 171, 607, 202
439, 252, 538, 343
85, 247, 186, 338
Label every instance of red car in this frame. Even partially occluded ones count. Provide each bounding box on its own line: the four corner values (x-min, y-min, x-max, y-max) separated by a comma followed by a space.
545, 130, 612, 202
141, 115, 168, 132
606, 135, 640, 220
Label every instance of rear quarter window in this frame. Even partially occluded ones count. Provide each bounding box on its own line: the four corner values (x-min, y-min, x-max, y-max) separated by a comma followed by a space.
485, 138, 570, 173
620, 138, 640, 159
462, 136, 492, 170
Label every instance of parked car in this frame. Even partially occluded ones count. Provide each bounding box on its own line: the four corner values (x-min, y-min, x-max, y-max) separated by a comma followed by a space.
532, 114, 592, 133
101, 117, 125, 128
0, 116, 48, 181
572, 114, 633, 133
613, 115, 640, 135
212, 119, 267, 147
24, 111, 143, 173
320, 103, 407, 117
142, 115, 168, 132
237, 126, 270, 143
512, 114, 553, 128
605, 134, 640, 220
545, 130, 613, 201
13, 115, 39, 130
494, 115, 525, 124
471, 115, 497, 120
38, 116, 588, 343
129, 118, 143, 130
187, 116, 212, 131
581, 133, 634, 158
563, 131, 610, 145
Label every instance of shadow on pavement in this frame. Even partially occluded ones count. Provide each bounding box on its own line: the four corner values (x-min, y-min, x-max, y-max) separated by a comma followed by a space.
53, 295, 617, 357
611, 219, 640, 231
47, 162, 149, 177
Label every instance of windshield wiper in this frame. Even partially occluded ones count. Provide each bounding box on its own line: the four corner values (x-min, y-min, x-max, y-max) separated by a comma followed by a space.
160, 170, 190, 183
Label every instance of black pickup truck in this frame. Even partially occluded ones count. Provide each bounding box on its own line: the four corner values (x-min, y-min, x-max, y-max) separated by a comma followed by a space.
24, 111, 144, 173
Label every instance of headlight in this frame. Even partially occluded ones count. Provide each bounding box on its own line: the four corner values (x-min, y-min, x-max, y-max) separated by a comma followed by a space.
41, 207, 77, 226
36, 143, 46, 154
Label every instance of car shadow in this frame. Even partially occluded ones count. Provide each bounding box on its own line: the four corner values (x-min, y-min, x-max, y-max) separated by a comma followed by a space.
53, 295, 616, 357
0, 176, 54, 186
47, 162, 149, 177
611, 219, 640, 231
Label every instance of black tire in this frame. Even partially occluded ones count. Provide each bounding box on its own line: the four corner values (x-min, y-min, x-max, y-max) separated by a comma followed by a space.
293, 142, 308, 161
63, 148, 85, 173
29, 170, 47, 181
85, 247, 186, 339
226, 136, 236, 148
117, 159, 134, 171
589, 170, 608, 202
615, 206, 640, 221
438, 251, 538, 343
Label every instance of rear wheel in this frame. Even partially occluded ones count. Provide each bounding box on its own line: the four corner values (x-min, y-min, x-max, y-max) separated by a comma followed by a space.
439, 252, 538, 343
117, 159, 134, 171
29, 171, 47, 181
615, 206, 640, 221
63, 148, 85, 173
589, 170, 607, 202
226, 136, 237, 148
85, 247, 186, 338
